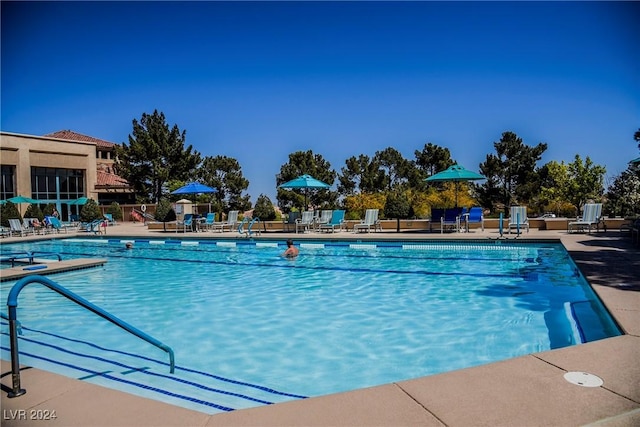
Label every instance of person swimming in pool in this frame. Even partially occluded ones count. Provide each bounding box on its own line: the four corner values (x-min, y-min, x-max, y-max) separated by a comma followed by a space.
281, 239, 299, 258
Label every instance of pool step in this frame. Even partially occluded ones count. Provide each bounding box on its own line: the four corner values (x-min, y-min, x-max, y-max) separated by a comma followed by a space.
0, 322, 304, 414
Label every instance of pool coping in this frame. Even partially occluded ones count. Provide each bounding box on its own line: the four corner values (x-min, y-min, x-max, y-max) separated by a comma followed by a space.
1, 226, 639, 426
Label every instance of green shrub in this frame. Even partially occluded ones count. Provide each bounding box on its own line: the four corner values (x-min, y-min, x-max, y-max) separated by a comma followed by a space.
155, 198, 176, 222
0, 201, 22, 227
80, 199, 103, 222
253, 194, 276, 221
24, 203, 44, 221
106, 202, 123, 221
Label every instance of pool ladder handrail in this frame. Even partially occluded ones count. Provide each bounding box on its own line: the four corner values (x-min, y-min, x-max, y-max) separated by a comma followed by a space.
237, 216, 262, 237
5, 275, 175, 398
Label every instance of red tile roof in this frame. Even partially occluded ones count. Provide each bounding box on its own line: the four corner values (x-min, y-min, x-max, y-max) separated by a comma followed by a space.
44, 130, 116, 149
96, 170, 131, 188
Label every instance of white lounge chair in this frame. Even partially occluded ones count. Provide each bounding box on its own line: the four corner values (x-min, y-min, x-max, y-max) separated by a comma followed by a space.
507, 206, 529, 234
354, 209, 380, 233
568, 203, 603, 234
296, 211, 314, 233
8, 218, 32, 237
212, 210, 239, 232
314, 210, 333, 231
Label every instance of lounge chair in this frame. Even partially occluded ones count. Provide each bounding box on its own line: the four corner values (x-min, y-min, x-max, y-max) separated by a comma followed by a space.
441, 207, 464, 233
461, 207, 484, 232
314, 210, 333, 231
48, 216, 77, 234
568, 203, 604, 234
202, 213, 216, 231
212, 210, 239, 232
104, 213, 116, 226
354, 209, 380, 233
282, 211, 300, 232
295, 211, 314, 234
176, 214, 194, 233
429, 208, 445, 232
8, 218, 32, 237
85, 219, 105, 234
508, 206, 529, 234
319, 210, 346, 233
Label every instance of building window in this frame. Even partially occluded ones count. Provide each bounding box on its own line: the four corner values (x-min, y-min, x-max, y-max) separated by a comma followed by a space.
31, 167, 85, 202
1, 165, 16, 200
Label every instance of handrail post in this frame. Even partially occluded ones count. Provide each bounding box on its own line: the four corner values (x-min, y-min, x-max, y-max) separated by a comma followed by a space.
7, 304, 26, 398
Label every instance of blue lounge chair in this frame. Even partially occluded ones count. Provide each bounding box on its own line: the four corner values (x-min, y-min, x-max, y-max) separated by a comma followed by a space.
319, 210, 346, 233
86, 219, 105, 234
441, 207, 464, 233
568, 203, 603, 234
48, 216, 77, 234
462, 207, 484, 232
104, 213, 116, 226
429, 208, 445, 232
176, 214, 193, 233
202, 212, 216, 231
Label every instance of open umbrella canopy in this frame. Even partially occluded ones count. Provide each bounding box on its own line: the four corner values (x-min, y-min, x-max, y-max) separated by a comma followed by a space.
66, 197, 89, 205
425, 164, 485, 183
172, 182, 217, 195
425, 164, 485, 207
278, 174, 331, 209
7, 195, 38, 204
630, 157, 640, 165
278, 174, 331, 190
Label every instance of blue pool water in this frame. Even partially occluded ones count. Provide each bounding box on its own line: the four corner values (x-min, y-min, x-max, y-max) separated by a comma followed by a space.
0, 238, 621, 414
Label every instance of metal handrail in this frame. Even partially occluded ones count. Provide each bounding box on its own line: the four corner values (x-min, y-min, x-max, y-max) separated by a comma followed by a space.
6, 275, 175, 398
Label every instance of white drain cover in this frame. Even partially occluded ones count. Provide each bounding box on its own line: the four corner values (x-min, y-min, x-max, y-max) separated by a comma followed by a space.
564, 371, 603, 387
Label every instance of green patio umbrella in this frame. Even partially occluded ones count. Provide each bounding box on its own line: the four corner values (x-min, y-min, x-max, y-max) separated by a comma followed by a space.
278, 174, 331, 210
425, 164, 485, 207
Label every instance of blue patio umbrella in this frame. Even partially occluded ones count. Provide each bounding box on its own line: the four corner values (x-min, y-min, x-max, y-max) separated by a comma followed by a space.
8, 195, 39, 204
278, 174, 331, 209
171, 182, 217, 195
172, 182, 217, 213
425, 164, 485, 207
66, 197, 90, 205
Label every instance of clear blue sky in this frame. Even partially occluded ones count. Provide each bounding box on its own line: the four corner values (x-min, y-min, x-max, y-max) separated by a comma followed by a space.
2, 1, 638, 202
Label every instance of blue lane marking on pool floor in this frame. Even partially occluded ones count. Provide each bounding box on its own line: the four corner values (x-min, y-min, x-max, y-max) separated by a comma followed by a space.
0, 321, 306, 400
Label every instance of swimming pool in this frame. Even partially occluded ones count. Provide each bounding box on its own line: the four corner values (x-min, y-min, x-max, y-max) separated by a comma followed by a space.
0, 238, 621, 414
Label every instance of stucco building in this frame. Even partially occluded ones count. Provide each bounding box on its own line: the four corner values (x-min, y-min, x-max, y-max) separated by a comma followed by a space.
0, 130, 133, 220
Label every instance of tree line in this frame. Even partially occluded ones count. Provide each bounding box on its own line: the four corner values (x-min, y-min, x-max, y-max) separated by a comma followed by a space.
114, 110, 640, 221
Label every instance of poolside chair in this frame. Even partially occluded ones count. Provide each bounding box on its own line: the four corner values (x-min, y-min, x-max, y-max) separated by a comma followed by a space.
429, 208, 445, 232
176, 214, 194, 233
48, 216, 77, 234
461, 207, 484, 232
441, 207, 464, 233
8, 218, 32, 237
212, 210, 239, 232
568, 203, 604, 234
319, 210, 346, 233
282, 211, 300, 232
104, 213, 116, 226
295, 211, 315, 234
202, 212, 216, 231
507, 206, 529, 234
23, 218, 45, 235
314, 210, 333, 231
353, 209, 380, 233
85, 219, 105, 234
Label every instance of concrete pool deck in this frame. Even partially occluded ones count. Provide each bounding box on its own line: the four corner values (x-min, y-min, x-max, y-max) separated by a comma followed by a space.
1, 223, 639, 426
